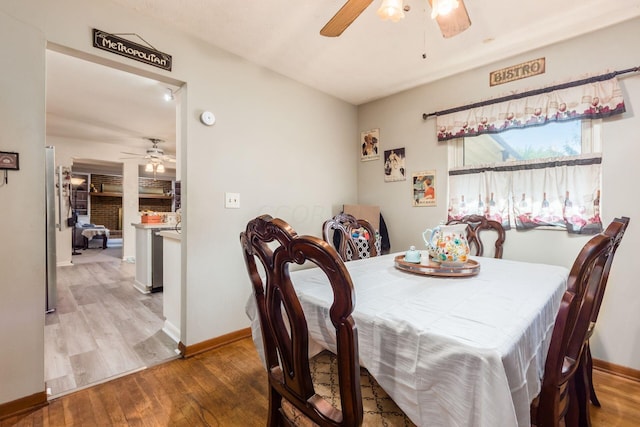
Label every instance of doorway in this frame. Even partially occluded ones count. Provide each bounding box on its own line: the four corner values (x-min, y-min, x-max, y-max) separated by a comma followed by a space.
44, 47, 183, 398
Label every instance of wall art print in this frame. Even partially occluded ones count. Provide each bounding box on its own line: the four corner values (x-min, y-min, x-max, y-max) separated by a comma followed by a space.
412, 170, 436, 207
384, 148, 406, 182
360, 128, 380, 161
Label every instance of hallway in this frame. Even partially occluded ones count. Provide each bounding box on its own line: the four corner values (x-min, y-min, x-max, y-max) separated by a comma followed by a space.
45, 247, 178, 397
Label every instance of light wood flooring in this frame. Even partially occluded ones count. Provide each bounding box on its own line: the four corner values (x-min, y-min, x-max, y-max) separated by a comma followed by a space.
5, 337, 640, 426
45, 246, 178, 398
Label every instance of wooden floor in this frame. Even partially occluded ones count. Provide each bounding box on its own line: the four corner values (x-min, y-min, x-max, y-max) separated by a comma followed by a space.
6, 337, 640, 426
45, 247, 178, 398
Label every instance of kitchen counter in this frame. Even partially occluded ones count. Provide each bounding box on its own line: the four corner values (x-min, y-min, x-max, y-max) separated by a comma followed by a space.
131, 222, 181, 293
132, 222, 179, 229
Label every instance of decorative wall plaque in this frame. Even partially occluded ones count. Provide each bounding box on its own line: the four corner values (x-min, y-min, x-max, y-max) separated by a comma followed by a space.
490, 58, 545, 87
93, 29, 172, 71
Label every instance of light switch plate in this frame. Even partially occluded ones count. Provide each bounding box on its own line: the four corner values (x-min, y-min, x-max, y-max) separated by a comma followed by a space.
225, 192, 240, 208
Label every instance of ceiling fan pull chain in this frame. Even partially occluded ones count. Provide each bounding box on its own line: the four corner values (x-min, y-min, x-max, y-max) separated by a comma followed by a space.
422, 3, 428, 59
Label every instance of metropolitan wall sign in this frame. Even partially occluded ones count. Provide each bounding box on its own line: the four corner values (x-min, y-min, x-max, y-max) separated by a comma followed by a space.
489, 58, 545, 87
92, 29, 172, 71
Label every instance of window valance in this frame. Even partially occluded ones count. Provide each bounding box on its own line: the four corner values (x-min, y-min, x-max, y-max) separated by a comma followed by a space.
435, 73, 627, 141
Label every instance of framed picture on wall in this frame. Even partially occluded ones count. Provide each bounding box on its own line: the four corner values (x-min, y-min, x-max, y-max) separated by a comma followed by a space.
360, 128, 380, 161
412, 170, 436, 207
0, 151, 19, 170
384, 148, 406, 182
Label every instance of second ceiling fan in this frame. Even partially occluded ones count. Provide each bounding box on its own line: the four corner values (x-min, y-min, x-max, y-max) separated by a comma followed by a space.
120, 138, 176, 164
120, 137, 176, 178
320, 0, 471, 38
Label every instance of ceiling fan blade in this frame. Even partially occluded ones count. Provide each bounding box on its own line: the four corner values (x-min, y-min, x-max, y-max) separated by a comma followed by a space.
120, 151, 145, 157
320, 0, 373, 37
428, 0, 471, 38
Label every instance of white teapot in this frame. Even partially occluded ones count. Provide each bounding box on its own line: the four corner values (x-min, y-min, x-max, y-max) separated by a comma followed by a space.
422, 223, 470, 266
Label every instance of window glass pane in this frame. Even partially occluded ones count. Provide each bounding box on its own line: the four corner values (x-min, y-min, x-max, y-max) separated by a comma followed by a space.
463, 121, 582, 166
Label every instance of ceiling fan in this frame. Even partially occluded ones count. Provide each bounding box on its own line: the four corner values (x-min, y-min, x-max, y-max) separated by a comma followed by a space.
120, 138, 176, 178
120, 138, 176, 165
320, 0, 471, 38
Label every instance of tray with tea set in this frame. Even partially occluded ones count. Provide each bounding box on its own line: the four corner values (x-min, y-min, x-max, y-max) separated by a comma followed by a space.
394, 255, 480, 277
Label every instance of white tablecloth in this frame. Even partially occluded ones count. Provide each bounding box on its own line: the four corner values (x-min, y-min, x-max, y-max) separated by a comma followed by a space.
246, 253, 568, 427
80, 226, 109, 240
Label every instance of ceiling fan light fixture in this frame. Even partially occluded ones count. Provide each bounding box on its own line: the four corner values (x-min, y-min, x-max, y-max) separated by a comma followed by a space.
377, 0, 405, 22
145, 162, 154, 172
156, 163, 165, 173
430, 0, 459, 19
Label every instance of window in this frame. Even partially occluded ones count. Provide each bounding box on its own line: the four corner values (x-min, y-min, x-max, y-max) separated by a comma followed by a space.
448, 120, 603, 234
437, 73, 625, 235
464, 121, 582, 165
450, 120, 601, 168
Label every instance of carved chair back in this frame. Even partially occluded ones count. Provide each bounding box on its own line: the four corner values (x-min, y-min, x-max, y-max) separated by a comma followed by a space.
533, 221, 626, 427
574, 216, 629, 423
322, 213, 378, 262
241, 215, 363, 426
585, 217, 629, 327
447, 214, 506, 258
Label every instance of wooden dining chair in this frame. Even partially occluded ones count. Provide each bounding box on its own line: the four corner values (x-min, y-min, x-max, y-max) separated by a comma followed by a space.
574, 216, 629, 427
322, 213, 378, 262
531, 220, 626, 427
447, 214, 506, 258
240, 215, 414, 427
531, 289, 581, 427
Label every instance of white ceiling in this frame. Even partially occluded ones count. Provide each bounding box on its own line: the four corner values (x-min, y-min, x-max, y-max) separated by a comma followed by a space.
46, 0, 640, 167
46, 50, 179, 155
107, 0, 640, 105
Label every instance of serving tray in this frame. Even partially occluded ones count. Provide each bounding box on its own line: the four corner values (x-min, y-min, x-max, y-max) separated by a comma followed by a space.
394, 255, 480, 277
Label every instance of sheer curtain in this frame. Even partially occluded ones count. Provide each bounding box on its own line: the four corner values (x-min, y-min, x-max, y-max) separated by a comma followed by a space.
448, 155, 602, 234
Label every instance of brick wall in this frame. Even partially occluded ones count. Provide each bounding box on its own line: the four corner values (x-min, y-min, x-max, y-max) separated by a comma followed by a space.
139, 178, 172, 193
139, 176, 172, 212
139, 198, 172, 212
88, 174, 173, 237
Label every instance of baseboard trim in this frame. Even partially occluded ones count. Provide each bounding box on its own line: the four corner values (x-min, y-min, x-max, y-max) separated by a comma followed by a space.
593, 357, 640, 382
133, 279, 151, 294
0, 391, 47, 421
179, 327, 251, 358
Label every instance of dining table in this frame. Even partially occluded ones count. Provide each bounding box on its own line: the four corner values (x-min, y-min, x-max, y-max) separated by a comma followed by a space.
246, 252, 568, 427
77, 224, 110, 249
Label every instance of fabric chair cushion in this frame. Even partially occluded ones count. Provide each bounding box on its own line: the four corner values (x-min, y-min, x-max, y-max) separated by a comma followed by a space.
281, 351, 415, 427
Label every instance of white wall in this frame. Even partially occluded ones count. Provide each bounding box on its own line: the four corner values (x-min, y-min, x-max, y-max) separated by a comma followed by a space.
0, 7, 46, 406
357, 18, 640, 370
0, 0, 357, 406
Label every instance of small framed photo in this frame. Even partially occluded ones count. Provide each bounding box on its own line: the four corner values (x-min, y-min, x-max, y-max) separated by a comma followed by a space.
384, 148, 406, 182
0, 151, 19, 170
412, 171, 436, 207
360, 128, 380, 161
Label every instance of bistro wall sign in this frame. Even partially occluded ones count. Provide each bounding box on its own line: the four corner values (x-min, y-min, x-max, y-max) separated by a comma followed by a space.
92, 29, 172, 71
489, 57, 545, 87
